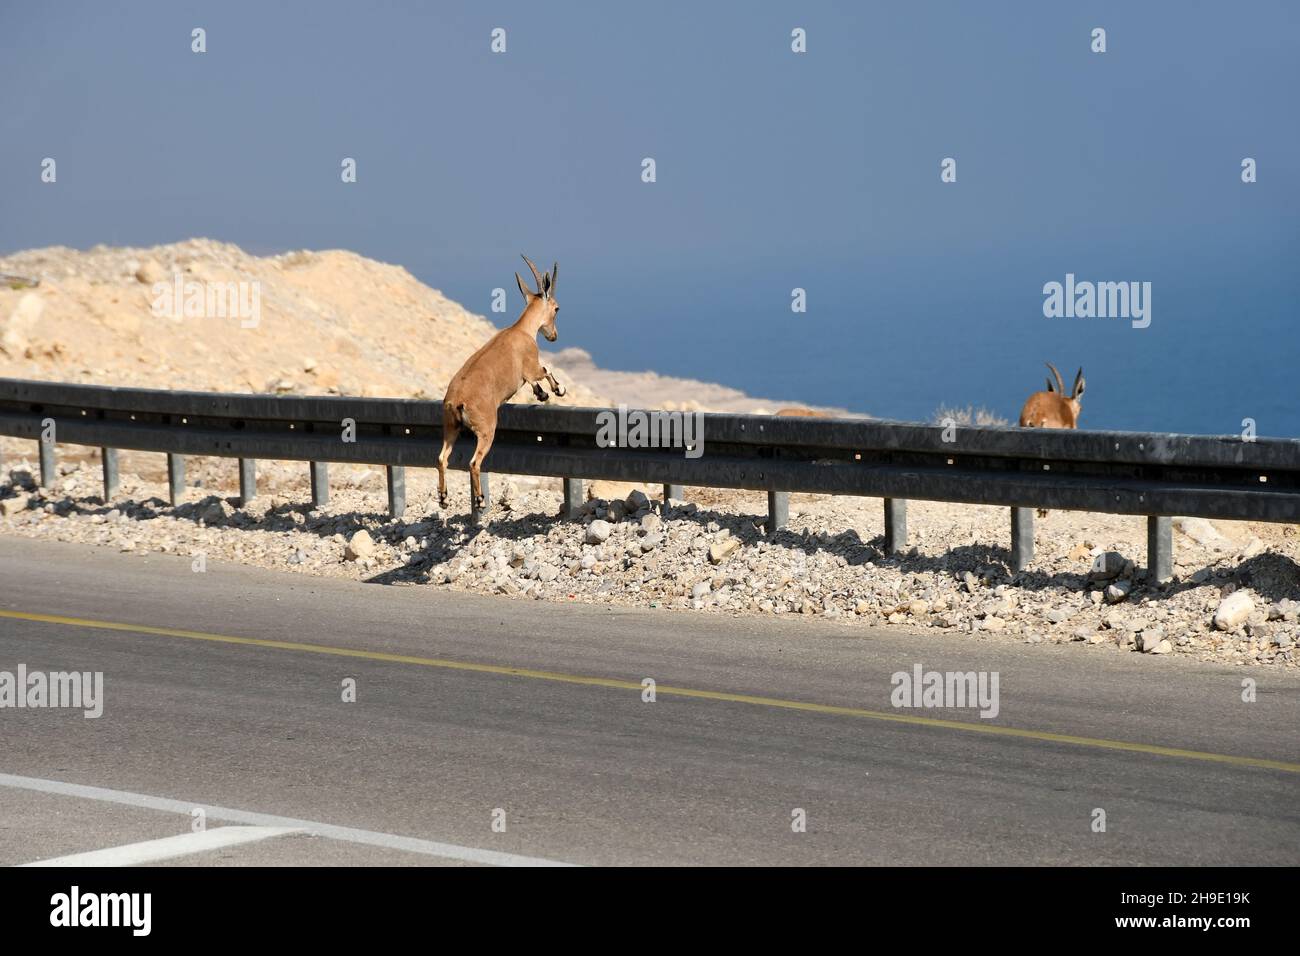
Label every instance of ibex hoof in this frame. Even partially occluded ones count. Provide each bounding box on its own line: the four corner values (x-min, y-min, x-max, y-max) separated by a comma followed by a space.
438, 494, 448, 509
555, 386, 566, 397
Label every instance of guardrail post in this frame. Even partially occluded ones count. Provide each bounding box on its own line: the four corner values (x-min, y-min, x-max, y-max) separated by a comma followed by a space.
38, 435, 55, 489
387, 465, 406, 519
767, 490, 788, 533
101, 447, 119, 500
563, 477, 584, 519
238, 459, 256, 505
1010, 507, 1034, 572
310, 461, 329, 508
167, 453, 185, 505
883, 498, 907, 554
664, 484, 685, 504
472, 472, 490, 524
1147, 515, 1173, 583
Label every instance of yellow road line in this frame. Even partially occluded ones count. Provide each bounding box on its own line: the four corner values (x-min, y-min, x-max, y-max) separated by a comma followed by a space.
3, 607, 1297, 774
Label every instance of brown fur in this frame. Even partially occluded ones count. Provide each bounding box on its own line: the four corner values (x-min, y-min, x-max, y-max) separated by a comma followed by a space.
1019, 362, 1085, 518
1018, 363, 1085, 428
438, 255, 561, 512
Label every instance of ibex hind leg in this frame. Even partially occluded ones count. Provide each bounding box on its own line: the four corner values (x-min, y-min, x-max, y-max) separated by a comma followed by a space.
469, 424, 496, 514
437, 405, 463, 509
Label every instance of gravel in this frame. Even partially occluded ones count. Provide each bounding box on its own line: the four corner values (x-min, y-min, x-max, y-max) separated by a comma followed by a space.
2, 447, 1297, 669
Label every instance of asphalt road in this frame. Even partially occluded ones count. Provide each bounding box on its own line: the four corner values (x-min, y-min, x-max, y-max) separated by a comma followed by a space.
1, 536, 1297, 866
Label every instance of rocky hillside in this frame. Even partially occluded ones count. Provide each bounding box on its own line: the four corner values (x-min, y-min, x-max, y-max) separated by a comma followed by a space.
0, 239, 607, 405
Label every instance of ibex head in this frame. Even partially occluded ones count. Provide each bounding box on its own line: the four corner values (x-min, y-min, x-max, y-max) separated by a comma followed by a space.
515, 254, 559, 342
1020, 362, 1085, 428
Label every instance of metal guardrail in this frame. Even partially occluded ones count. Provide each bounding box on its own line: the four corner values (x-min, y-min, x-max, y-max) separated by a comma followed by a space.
1, 377, 1298, 579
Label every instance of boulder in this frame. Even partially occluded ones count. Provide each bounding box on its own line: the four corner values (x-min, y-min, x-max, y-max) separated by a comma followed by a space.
1213, 591, 1254, 631
345, 530, 375, 561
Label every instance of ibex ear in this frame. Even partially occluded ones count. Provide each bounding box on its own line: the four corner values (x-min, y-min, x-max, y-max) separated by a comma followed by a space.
515, 271, 534, 301
1073, 368, 1086, 399
539, 271, 552, 298
1045, 377, 1055, 393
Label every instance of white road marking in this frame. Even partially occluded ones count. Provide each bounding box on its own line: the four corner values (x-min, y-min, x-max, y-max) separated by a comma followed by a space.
22, 826, 301, 867
0, 773, 576, 868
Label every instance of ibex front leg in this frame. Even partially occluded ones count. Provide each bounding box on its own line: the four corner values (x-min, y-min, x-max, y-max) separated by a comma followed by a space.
524, 356, 564, 401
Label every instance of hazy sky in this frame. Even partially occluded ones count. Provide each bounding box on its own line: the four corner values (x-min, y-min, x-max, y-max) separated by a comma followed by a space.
3, 1, 1297, 432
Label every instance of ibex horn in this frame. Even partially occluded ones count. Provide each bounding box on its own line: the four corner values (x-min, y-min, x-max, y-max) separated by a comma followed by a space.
521, 254, 544, 292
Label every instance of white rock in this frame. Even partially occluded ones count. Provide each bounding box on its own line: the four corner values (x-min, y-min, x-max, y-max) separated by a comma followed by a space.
585, 520, 612, 544
1238, 536, 1264, 560
1174, 516, 1231, 550
1213, 591, 1254, 631
1105, 580, 1132, 604
345, 530, 374, 560
1142, 635, 1172, 655
708, 538, 741, 564
1088, 551, 1127, 581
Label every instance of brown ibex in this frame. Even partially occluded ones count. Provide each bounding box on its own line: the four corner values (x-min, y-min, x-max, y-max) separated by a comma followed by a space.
438, 255, 563, 513
1019, 363, 1085, 428
1019, 362, 1085, 518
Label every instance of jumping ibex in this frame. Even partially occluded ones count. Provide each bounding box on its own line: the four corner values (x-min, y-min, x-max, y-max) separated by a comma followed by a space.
438, 255, 563, 513
1019, 363, 1085, 428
